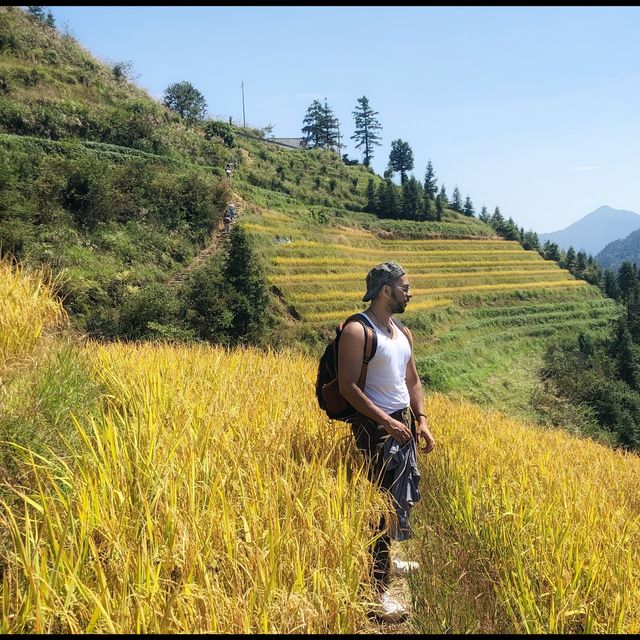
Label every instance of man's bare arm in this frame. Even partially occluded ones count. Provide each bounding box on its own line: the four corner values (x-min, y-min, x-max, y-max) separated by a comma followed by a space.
404, 327, 436, 453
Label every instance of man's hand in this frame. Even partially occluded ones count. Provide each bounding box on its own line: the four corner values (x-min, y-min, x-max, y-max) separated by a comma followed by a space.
416, 416, 436, 453
383, 416, 413, 445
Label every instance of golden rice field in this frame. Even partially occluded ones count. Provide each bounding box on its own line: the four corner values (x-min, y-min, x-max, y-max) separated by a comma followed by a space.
242, 199, 620, 420
2, 258, 640, 633
415, 394, 640, 633
0, 259, 65, 372
260, 224, 619, 382
266, 236, 595, 325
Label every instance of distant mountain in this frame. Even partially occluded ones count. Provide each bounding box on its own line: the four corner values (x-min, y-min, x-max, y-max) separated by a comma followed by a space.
596, 227, 640, 271
538, 206, 640, 256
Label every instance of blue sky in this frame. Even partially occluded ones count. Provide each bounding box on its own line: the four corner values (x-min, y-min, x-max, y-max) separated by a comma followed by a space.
50, 5, 640, 234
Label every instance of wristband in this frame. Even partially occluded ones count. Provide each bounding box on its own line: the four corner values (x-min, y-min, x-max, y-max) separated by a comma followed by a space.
416, 413, 427, 419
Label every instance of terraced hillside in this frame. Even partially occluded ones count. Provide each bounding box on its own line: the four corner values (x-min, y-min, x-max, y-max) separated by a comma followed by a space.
0, 6, 622, 422
235, 183, 621, 419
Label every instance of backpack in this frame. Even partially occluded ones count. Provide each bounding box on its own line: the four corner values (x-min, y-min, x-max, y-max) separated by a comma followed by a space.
315, 313, 377, 421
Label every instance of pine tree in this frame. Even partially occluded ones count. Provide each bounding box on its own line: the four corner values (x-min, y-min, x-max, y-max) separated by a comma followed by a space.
365, 178, 377, 214
451, 186, 463, 212
301, 99, 324, 148
522, 230, 540, 251
604, 269, 621, 300
376, 181, 388, 218
564, 247, 576, 271
618, 261, 638, 303
387, 139, 414, 184
423, 195, 433, 221
463, 195, 475, 217
501, 217, 519, 241
423, 160, 437, 199
435, 194, 445, 221
542, 241, 560, 261
627, 282, 640, 344
491, 206, 504, 228
478, 205, 490, 222
576, 251, 587, 275
320, 98, 340, 151
223, 225, 270, 344
438, 183, 448, 204
401, 176, 421, 220
351, 95, 382, 167
384, 179, 400, 219
612, 318, 640, 390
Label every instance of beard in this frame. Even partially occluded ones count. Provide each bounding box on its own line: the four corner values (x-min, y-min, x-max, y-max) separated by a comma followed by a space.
391, 292, 407, 314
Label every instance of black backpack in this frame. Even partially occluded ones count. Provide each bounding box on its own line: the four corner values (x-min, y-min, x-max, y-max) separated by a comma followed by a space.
315, 313, 377, 421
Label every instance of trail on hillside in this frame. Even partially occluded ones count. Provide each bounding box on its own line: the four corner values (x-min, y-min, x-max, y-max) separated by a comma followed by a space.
167, 192, 245, 288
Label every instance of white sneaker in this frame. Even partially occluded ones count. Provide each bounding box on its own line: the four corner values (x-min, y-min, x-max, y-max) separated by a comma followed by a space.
392, 558, 420, 576
371, 590, 409, 623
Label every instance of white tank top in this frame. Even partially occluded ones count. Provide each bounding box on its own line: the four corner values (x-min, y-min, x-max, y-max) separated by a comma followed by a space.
357, 312, 411, 414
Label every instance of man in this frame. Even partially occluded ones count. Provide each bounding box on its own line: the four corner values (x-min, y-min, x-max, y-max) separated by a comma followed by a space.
337, 260, 436, 623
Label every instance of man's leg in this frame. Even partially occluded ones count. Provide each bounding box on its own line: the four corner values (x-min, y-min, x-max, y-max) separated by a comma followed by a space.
351, 418, 396, 592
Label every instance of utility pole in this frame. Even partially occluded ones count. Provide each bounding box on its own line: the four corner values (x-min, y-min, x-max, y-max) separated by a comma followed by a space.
241, 81, 246, 128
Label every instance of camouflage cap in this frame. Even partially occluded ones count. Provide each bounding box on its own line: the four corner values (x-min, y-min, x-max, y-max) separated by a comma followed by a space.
362, 261, 405, 302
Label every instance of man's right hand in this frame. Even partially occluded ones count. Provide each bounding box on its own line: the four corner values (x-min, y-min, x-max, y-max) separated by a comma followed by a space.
383, 416, 413, 445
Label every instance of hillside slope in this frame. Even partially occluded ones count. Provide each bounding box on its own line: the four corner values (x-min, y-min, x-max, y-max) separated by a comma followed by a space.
2, 258, 640, 634
231, 180, 619, 419
0, 6, 621, 423
595, 226, 640, 271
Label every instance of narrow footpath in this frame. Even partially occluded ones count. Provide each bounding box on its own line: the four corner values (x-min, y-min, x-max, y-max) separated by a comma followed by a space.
167, 192, 245, 289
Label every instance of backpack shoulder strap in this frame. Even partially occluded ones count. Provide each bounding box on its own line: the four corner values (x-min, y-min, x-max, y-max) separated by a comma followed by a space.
340, 313, 378, 390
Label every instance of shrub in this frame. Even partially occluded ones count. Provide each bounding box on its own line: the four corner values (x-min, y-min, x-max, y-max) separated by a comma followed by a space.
204, 120, 235, 148
119, 283, 183, 339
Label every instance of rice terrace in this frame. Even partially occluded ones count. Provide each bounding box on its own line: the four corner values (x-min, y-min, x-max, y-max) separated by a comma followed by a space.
2, 5, 640, 634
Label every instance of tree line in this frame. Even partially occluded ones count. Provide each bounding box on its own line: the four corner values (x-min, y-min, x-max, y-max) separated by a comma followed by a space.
540, 260, 640, 453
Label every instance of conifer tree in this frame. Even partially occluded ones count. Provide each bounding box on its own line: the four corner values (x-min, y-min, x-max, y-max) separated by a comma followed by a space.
423, 160, 437, 199
491, 206, 504, 228
387, 139, 414, 184
618, 261, 637, 303
401, 176, 421, 220
384, 179, 400, 219
576, 250, 587, 275
463, 195, 475, 217
612, 318, 640, 390
223, 225, 270, 344
542, 240, 560, 261
604, 269, 621, 300
564, 247, 577, 271
451, 186, 463, 212
351, 96, 382, 167
365, 178, 377, 213
522, 230, 540, 251
320, 98, 340, 150
423, 194, 433, 221
438, 183, 448, 204
435, 193, 445, 221
301, 99, 324, 148
478, 205, 489, 222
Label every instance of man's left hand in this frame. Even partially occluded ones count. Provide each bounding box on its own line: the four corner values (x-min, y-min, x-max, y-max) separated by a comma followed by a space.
416, 417, 436, 454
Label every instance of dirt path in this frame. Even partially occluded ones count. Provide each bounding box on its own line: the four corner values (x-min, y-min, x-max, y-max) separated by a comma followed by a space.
167, 193, 246, 288
364, 541, 417, 634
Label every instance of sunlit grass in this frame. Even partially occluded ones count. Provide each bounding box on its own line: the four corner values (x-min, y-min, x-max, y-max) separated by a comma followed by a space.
0, 342, 389, 634
412, 393, 640, 633
0, 258, 66, 371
